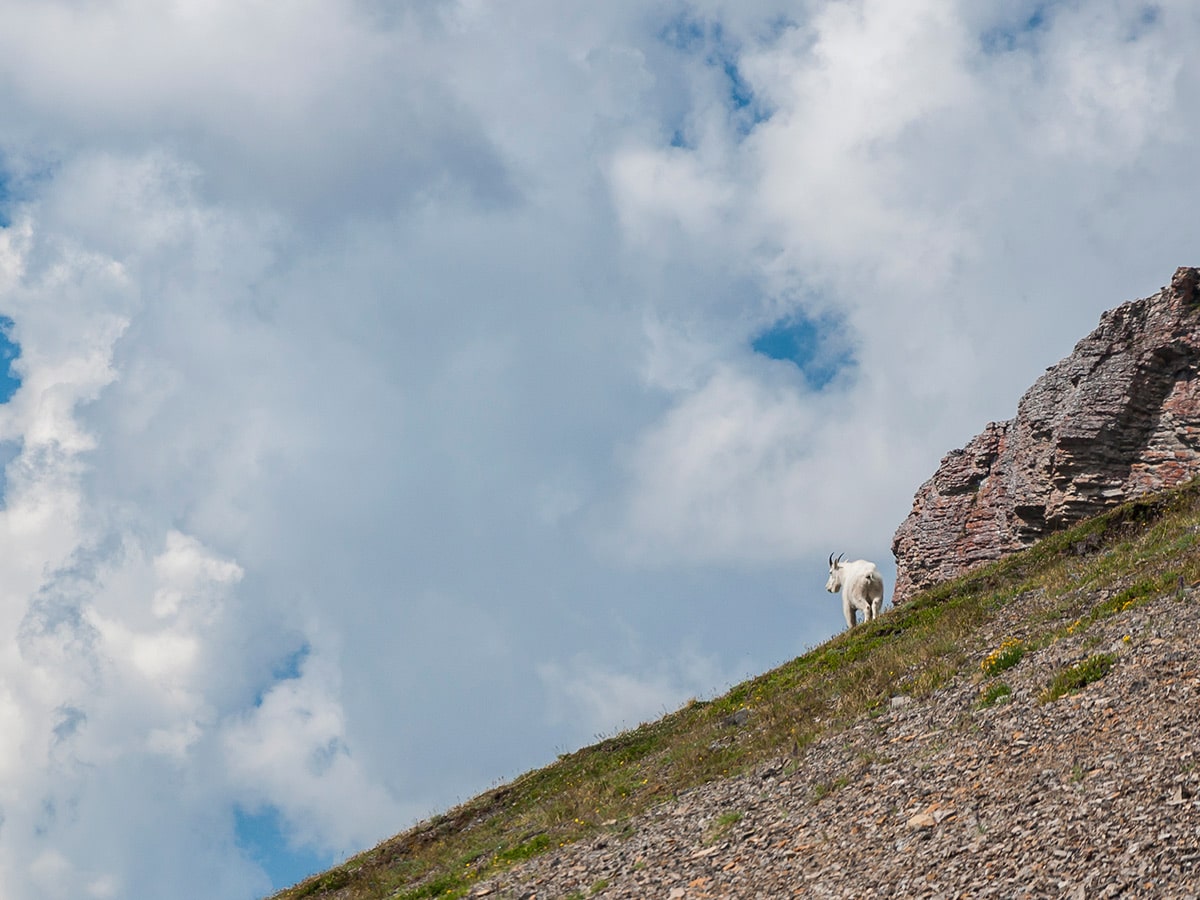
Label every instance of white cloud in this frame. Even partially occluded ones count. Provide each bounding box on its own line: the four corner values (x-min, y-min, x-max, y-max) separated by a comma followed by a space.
1022, 4, 1184, 164
638, 311, 724, 393
615, 365, 824, 563
0, 1, 513, 219
0, 1, 1198, 896
152, 530, 244, 619
611, 353, 927, 568
539, 648, 731, 738
609, 145, 737, 250
739, 0, 978, 286
223, 645, 403, 855
0, 180, 340, 895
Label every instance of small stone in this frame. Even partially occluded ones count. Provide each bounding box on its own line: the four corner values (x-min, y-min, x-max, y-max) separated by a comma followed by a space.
721, 708, 752, 728
906, 813, 936, 829
1167, 784, 1194, 804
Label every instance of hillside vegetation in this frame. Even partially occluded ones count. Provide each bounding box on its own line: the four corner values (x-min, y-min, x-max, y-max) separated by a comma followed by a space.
273, 480, 1200, 900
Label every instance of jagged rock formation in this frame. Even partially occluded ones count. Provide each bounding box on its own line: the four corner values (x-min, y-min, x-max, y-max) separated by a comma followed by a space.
892, 266, 1200, 605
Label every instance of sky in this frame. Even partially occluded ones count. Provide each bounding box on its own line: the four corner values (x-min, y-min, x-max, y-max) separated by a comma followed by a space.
0, 0, 1198, 896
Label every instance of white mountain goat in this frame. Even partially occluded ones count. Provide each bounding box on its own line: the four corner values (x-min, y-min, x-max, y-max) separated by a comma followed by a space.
825, 553, 884, 629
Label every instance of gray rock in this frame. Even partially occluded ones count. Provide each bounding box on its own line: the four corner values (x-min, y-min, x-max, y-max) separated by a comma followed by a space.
721, 707, 752, 728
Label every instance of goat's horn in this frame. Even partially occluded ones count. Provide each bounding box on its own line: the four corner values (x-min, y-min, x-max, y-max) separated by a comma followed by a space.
836, 552, 845, 564
828, 552, 835, 568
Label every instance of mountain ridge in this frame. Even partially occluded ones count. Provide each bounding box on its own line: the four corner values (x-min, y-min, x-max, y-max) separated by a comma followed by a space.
273, 482, 1200, 899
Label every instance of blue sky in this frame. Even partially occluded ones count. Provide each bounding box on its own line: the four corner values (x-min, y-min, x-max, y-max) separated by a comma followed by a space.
752, 313, 852, 389
0, 322, 18, 507
0, 321, 18, 402
0, 1, 1198, 896
235, 807, 328, 892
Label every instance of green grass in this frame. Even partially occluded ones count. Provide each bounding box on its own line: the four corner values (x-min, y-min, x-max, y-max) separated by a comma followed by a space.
980, 638, 1025, 676
705, 810, 744, 844
976, 682, 1012, 708
811, 775, 852, 802
272, 480, 1200, 900
1038, 653, 1118, 704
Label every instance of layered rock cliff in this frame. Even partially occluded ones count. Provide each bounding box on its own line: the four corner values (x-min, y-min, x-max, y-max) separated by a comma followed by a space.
892, 266, 1200, 604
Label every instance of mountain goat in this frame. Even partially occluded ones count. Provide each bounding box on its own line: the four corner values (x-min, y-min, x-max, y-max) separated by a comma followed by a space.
825, 553, 884, 629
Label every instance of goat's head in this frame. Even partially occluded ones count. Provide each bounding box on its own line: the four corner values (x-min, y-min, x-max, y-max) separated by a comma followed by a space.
825, 552, 845, 593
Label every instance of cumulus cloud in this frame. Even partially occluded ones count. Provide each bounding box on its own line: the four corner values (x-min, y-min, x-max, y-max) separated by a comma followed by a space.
746, 0, 976, 285
0, 1, 1199, 895
0, 224, 262, 895
615, 365, 826, 563
609, 145, 738, 250
0, 0, 516, 219
223, 645, 403, 855
0, 170, 400, 895
603, 1, 1200, 574
539, 648, 733, 738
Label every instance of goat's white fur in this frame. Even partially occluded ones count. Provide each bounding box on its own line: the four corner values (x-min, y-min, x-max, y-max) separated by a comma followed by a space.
825, 553, 884, 629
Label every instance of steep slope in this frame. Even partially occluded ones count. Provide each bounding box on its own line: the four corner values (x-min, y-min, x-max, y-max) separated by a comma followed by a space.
274, 484, 1200, 900
475, 586, 1199, 899
892, 266, 1200, 605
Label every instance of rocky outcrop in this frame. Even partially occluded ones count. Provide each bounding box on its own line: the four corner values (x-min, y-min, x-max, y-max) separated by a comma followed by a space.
892, 266, 1200, 605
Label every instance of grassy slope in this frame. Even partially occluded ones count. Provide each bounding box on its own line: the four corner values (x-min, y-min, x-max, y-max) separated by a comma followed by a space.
273, 481, 1200, 900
